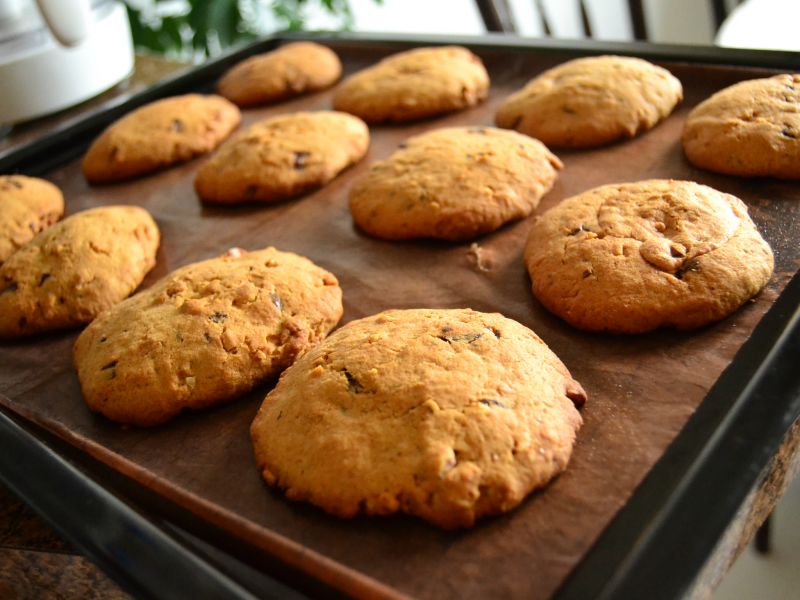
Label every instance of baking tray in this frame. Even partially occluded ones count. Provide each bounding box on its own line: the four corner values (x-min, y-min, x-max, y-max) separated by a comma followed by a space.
0, 33, 798, 600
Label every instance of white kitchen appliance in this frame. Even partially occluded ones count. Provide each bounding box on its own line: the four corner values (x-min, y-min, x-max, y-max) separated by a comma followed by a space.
0, 0, 134, 125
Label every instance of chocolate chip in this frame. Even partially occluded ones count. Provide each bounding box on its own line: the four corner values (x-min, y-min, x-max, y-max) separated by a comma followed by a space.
675, 259, 700, 280
489, 327, 501, 339
209, 311, 228, 323
38, 273, 50, 286
582, 269, 592, 278
269, 292, 282, 311
781, 127, 797, 139
1, 282, 17, 295
343, 369, 364, 393
563, 106, 577, 115
398, 141, 408, 149
479, 399, 506, 408
204, 332, 212, 343
101, 360, 117, 370
170, 119, 184, 133
100, 336, 107, 343
293, 151, 310, 169
438, 330, 483, 344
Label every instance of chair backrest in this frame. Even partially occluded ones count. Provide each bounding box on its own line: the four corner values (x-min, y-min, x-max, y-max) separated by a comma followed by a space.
475, 0, 742, 43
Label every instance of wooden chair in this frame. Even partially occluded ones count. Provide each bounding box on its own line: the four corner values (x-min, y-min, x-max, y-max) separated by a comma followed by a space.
474, 0, 742, 40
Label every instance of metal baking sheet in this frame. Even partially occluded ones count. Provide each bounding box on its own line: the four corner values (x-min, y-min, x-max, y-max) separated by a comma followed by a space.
0, 35, 798, 599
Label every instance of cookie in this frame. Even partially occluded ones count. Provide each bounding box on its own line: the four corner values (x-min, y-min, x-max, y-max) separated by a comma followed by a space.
251, 308, 586, 529
332, 46, 490, 123
682, 74, 800, 179
217, 41, 342, 107
194, 111, 369, 204
350, 127, 562, 241
0, 206, 159, 338
524, 180, 773, 333
495, 55, 683, 148
73, 247, 343, 427
0, 175, 64, 265
82, 94, 241, 183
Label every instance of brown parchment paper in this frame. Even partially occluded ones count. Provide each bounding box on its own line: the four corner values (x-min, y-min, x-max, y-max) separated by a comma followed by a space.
1, 42, 798, 600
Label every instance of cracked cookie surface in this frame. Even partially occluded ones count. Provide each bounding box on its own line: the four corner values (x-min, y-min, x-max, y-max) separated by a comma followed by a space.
217, 41, 341, 107
349, 126, 562, 241
0, 175, 64, 265
682, 74, 800, 179
332, 46, 489, 123
495, 55, 682, 148
524, 180, 774, 333
74, 247, 343, 427
0, 206, 159, 337
251, 308, 586, 529
82, 94, 241, 183
194, 111, 369, 204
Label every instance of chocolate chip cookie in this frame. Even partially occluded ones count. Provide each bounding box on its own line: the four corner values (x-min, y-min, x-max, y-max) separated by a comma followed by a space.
682, 74, 800, 179
350, 126, 562, 241
496, 55, 682, 148
82, 94, 241, 183
251, 308, 586, 529
217, 41, 341, 107
74, 247, 343, 427
194, 111, 369, 204
0, 175, 64, 265
332, 46, 490, 123
0, 206, 159, 337
524, 180, 773, 333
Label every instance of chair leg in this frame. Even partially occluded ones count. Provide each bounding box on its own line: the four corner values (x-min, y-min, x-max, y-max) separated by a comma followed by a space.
755, 513, 772, 554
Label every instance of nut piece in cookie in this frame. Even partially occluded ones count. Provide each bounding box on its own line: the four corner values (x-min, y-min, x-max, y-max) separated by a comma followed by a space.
251, 308, 585, 529
350, 126, 562, 241
0, 206, 160, 337
496, 55, 682, 148
218, 41, 342, 107
194, 111, 369, 204
524, 180, 774, 333
82, 94, 241, 183
73, 247, 343, 427
682, 74, 800, 179
333, 46, 490, 123
0, 175, 64, 265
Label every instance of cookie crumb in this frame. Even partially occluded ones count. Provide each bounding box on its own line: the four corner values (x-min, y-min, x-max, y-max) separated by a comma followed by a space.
468, 242, 492, 272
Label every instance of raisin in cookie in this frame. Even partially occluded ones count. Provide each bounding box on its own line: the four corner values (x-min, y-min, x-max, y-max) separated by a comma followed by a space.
682, 74, 800, 179
217, 41, 341, 107
496, 55, 682, 148
82, 94, 241, 183
0, 206, 159, 337
74, 247, 343, 427
332, 46, 490, 123
0, 175, 64, 265
251, 308, 586, 529
524, 180, 773, 333
194, 111, 369, 204
350, 127, 562, 241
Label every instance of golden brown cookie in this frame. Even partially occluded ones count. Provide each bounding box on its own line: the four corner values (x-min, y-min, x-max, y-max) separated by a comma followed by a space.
0, 175, 64, 265
332, 46, 490, 123
194, 111, 369, 204
495, 55, 683, 148
82, 94, 241, 183
682, 74, 800, 179
524, 180, 773, 333
0, 206, 159, 338
74, 247, 343, 427
251, 308, 586, 529
217, 41, 342, 107
350, 127, 562, 241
